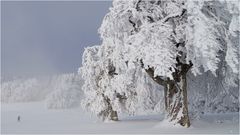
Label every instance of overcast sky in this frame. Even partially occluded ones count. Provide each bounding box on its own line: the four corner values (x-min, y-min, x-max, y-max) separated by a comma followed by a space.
1, 1, 112, 78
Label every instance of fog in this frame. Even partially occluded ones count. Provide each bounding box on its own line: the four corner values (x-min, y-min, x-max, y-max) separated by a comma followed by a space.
1, 1, 112, 79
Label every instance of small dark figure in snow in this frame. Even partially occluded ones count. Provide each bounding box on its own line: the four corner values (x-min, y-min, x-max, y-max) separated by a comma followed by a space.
17, 115, 21, 122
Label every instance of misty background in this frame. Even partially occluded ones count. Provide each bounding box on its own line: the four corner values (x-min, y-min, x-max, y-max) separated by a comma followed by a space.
1, 1, 112, 79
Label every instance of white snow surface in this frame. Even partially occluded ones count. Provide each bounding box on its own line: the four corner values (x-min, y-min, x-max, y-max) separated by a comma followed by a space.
1, 102, 239, 134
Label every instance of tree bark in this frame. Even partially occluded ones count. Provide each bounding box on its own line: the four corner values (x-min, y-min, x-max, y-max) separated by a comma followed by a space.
100, 94, 119, 121
110, 110, 118, 121
165, 73, 190, 127
145, 64, 191, 127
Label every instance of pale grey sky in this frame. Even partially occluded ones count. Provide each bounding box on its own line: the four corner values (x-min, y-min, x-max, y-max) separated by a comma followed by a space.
1, 1, 112, 78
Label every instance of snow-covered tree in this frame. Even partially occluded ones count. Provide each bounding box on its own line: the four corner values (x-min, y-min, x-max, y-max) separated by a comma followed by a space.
1, 78, 41, 102
80, 0, 239, 127
45, 73, 83, 109
80, 45, 164, 121
80, 45, 118, 121
1, 73, 83, 109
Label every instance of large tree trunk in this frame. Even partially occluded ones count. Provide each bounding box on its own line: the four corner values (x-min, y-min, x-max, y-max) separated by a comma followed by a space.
110, 110, 118, 121
102, 62, 118, 121
165, 73, 190, 127
145, 64, 191, 127
100, 94, 119, 121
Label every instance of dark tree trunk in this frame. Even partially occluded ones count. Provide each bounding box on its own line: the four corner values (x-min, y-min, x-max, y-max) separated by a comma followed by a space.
101, 61, 118, 121
145, 63, 191, 127
110, 110, 118, 121
165, 73, 190, 127
100, 94, 119, 121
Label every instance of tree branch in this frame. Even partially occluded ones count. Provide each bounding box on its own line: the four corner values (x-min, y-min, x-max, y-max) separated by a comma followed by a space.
163, 8, 186, 23
140, 59, 166, 86
145, 68, 167, 86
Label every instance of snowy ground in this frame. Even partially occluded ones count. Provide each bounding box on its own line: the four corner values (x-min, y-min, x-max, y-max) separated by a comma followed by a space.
1, 102, 239, 134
